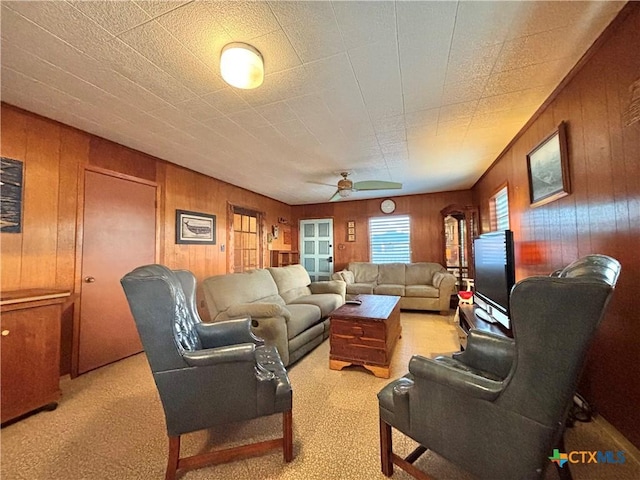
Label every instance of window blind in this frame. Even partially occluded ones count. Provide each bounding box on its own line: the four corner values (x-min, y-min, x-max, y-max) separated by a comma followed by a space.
369, 215, 411, 263
491, 187, 510, 231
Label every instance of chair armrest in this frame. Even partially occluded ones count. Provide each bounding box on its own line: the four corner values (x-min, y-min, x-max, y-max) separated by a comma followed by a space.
408, 354, 504, 401
452, 330, 515, 380
310, 280, 346, 298
227, 302, 291, 320
182, 343, 256, 367
195, 317, 264, 348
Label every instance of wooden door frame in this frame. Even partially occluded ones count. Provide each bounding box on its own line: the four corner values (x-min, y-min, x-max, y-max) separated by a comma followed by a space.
71, 165, 159, 378
226, 203, 266, 273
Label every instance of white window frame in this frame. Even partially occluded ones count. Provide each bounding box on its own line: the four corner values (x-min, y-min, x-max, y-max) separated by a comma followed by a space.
369, 215, 411, 264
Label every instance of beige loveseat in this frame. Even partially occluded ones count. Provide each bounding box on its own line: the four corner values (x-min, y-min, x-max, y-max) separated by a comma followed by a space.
332, 262, 455, 314
202, 264, 345, 366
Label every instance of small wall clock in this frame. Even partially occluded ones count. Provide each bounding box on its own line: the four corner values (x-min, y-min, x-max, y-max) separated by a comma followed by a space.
380, 199, 396, 214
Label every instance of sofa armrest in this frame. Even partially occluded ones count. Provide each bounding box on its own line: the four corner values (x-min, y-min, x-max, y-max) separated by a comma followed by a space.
310, 280, 346, 299
195, 317, 264, 348
408, 354, 504, 401
331, 271, 346, 281
433, 271, 456, 293
226, 302, 291, 320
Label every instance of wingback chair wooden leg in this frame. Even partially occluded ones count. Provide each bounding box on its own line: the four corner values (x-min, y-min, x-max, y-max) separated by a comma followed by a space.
166, 436, 180, 480
380, 418, 394, 476
283, 409, 293, 462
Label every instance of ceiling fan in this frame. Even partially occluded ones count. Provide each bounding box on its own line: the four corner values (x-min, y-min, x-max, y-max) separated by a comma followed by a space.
328, 172, 402, 202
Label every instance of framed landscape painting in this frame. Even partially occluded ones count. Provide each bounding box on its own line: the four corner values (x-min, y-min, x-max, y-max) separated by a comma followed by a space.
176, 209, 216, 244
526, 121, 570, 208
0, 157, 24, 233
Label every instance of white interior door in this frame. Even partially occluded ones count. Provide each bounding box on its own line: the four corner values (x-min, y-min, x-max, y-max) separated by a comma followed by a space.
299, 219, 334, 281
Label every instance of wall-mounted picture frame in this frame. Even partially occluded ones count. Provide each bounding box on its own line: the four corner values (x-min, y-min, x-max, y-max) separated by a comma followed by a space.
526, 121, 570, 208
348, 227, 355, 235
347, 220, 355, 228
0, 157, 24, 233
347, 234, 355, 242
176, 209, 216, 244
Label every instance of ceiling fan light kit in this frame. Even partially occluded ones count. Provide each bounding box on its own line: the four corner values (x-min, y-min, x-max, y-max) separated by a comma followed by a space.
220, 42, 264, 89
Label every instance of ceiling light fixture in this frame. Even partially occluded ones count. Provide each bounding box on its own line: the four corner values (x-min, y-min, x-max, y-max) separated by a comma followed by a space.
338, 189, 351, 198
220, 42, 264, 89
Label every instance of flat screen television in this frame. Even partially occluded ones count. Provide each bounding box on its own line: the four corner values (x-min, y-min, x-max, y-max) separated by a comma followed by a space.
473, 230, 516, 330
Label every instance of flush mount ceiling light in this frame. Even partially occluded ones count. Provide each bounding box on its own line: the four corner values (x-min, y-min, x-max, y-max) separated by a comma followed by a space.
220, 42, 264, 89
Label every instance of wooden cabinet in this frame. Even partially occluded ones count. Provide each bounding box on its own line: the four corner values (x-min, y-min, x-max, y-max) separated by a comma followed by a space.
329, 295, 401, 379
1, 289, 70, 424
441, 204, 479, 288
270, 250, 299, 267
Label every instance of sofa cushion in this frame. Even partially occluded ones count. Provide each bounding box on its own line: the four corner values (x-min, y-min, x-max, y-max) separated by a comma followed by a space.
347, 283, 375, 294
289, 293, 342, 317
348, 262, 379, 284
203, 269, 282, 317
378, 263, 406, 285
285, 304, 322, 339
406, 263, 443, 286
268, 265, 312, 304
374, 284, 405, 296
405, 285, 440, 298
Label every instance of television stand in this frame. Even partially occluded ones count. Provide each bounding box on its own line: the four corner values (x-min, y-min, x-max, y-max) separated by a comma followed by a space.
457, 304, 512, 350
474, 307, 496, 324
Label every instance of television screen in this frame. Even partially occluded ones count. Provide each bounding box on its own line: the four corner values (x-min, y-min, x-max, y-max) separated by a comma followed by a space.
473, 230, 515, 329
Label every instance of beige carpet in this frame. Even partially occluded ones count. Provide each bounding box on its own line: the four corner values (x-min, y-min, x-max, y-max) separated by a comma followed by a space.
2, 312, 638, 480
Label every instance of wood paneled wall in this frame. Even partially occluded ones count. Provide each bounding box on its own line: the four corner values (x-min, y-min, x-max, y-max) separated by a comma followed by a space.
0, 104, 292, 374
472, 4, 640, 447
293, 190, 472, 272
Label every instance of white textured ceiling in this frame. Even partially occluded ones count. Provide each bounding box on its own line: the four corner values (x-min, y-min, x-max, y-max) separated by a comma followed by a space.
0, 1, 625, 205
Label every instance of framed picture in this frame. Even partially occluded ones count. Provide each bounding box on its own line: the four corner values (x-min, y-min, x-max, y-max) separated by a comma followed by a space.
347, 234, 355, 242
348, 227, 355, 235
0, 157, 24, 233
526, 121, 570, 208
347, 221, 355, 228
176, 209, 216, 244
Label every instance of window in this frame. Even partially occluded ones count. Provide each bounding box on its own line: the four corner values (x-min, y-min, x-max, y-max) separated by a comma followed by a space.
490, 186, 510, 231
369, 215, 411, 263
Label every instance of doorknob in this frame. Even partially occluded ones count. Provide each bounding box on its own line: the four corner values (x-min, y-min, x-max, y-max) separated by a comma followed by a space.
327, 256, 333, 263
84, 276, 96, 283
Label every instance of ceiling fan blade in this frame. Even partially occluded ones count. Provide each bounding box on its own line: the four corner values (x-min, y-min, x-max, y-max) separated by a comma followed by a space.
307, 181, 338, 187
329, 190, 342, 202
353, 180, 402, 191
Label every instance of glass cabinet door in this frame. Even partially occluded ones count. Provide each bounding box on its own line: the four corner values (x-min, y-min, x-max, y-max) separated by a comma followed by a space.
441, 204, 478, 289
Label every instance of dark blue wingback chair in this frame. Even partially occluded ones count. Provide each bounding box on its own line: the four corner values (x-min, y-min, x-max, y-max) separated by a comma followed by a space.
378, 254, 621, 480
121, 264, 293, 480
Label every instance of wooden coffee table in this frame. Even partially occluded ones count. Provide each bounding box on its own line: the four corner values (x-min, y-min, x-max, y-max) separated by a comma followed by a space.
329, 294, 401, 378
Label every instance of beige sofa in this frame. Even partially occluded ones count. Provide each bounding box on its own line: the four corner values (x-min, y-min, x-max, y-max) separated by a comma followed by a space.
202, 264, 345, 366
332, 262, 455, 314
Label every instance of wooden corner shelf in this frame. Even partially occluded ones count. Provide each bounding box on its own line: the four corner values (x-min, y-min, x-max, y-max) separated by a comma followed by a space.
271, 250, 300, 267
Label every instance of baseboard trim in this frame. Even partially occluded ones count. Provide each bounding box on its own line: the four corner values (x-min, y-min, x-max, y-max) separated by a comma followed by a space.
594, 415, 640, 466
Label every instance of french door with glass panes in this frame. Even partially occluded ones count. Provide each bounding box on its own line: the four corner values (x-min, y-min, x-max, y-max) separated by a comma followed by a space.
299, 219, 334, 281
233, 208, 261, 273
